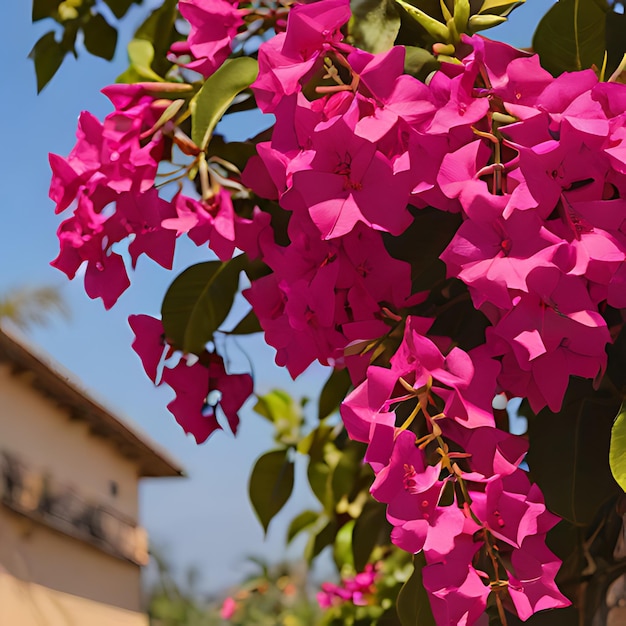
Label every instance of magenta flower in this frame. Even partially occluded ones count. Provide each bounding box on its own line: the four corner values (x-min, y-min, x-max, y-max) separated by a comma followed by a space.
162, 352, 252, 444
177, 0, 244, 77
422, 533, 491, 626
285, 117, 412, 239
128, 314, 170, 384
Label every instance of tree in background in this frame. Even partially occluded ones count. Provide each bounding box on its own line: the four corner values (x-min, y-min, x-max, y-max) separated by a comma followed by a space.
146, 551, 320, 625
0, 285, 68, 330
34, 0, 626, 624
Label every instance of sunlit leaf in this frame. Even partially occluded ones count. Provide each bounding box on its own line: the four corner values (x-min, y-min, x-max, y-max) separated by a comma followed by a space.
161, 257, 246, 354
333, 520, 355, 569
249, 449, 295, 533
254, 389, 302, 445
135, 0, 178, 75
610, 401, 626, 493
479, 0, 525, 16
191, 57, 259, 150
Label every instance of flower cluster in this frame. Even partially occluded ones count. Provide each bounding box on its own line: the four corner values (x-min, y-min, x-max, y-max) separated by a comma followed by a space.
50, 84, 175, 308
317, 563, 378, 609
341, 317, 569, 621
437, 37, 625, 413
48, 0, 626, 622
129, 314, 253, 443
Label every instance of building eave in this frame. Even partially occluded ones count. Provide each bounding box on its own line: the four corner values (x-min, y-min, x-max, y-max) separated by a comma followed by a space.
0, 327, 184, 479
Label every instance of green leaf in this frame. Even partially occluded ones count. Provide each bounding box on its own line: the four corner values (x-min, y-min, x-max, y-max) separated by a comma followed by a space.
29, 31, 67, 93
191, 57, 259, 150
533, 0, 607, 75
384, 207, 461, 292
32, 0, 60, 21
249, 449, 295, 533
468, 14, 507, 32
308, 460, 333, 511
403, 45, 439, 79
331, 442, 364, 505
396, 553, 436, 626
104, 0, 137, 19
394, 0, 450, 42
305, 518, 338, 562
287, 510, 319, 543
254, 389, 303, 445
333, 520, 355, 569
161, 257, 246, 354
352, 500, 387, 571
350, 0, 401, 54
254, 389, 295, 420
526, 379, 621, 525
229, 308, 263, 335
126, 38, 164, 81
610, 401, 626, 493
604, 10, 626, 77
478, 0, 525, 16
134, 0, 178, 76
319, 368, 351, 421
82, 13, 117, 61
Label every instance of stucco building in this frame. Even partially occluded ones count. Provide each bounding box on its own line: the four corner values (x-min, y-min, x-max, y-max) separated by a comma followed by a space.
0, 327, 182, 625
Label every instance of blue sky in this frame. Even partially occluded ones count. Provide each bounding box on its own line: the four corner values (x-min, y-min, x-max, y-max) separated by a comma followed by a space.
1, 0, 545, 594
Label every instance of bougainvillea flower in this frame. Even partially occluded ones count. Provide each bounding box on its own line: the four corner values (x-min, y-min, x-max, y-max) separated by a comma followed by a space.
161, 359, 218, 444
161, 352, 252, 443
286, 118, 412, 239
507, 534, 571, 619
128, 314, 169, 384
440, 419, 528, 480
423, 533, 491, 626
252, 0, 352, 112
177, 0, 244, 78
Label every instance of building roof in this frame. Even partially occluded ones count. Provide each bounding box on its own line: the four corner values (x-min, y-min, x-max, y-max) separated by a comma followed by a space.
0, 327, 183, 479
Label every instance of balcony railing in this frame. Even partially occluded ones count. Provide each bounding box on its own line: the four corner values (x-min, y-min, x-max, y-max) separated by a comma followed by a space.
0, 450, 148, 566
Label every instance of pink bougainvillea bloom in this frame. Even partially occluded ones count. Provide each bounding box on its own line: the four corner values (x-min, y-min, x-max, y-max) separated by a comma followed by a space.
117, 189, 177, 270
490, 267, 610, 412
161, 359, 218, 444
440, 208, 563, 310
161, 353, 252, 444
346, 46, 435, 142
507, 534, 571, 619
423, 533, 491, 626
439, 419, 528, 480
252, 0, 351, 112
220, 596, 237, 619
206, 353, 254, 435
286, 117, 412, 239
177, 0, 244, 77
128, 314, 169, 384
317, 564, 378, 608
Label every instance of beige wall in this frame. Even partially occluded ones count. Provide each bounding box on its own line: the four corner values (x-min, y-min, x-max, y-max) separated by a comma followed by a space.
0, 364, 145, 613
0, 364, 139, 519
0, 570, 148, 626
0, 510, 143, 612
